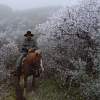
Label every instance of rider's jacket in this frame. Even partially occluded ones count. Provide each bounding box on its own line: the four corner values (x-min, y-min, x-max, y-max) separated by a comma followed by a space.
20, 38, 38, 53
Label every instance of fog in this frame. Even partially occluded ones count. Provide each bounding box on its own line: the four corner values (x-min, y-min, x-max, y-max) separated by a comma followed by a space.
0, 0, 79, 10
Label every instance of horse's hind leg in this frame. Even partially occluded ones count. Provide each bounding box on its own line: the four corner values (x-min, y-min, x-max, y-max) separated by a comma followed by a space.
32, 75, 35, 88
24, 77, 27, 88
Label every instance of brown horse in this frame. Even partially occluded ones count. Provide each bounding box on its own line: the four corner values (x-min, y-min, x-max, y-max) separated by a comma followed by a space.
17, 49, 44, 93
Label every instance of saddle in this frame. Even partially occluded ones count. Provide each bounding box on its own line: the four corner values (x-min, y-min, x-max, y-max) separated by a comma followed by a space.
21, 48, 36, 63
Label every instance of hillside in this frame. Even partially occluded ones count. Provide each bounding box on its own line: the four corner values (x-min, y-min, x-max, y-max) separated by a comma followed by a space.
0, 5, 60, 40
0, 4, 13, 19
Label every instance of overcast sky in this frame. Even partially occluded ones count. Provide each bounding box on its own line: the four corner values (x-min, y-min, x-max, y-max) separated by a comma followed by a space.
0, 0, 79, 10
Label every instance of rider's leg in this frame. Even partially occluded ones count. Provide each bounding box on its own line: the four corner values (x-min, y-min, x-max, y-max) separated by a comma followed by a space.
16, 54, 26, 74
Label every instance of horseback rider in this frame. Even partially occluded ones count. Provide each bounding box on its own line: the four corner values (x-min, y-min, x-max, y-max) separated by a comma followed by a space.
16, 31, 38, 75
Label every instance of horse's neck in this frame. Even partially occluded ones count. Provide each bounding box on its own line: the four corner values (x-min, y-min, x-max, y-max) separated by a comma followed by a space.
24, 52, 41, 65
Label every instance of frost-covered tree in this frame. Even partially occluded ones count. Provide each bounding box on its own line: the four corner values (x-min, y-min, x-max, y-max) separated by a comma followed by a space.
37, 0, 99, 75
36, 0, 100, 99
0, 35, 19, 80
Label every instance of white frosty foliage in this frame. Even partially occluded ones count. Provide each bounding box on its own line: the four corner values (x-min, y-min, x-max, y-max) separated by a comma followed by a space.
0, 36, 19, 80
36, 0, 100, 99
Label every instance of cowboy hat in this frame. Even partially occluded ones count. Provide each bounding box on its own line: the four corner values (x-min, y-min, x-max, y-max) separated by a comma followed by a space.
24, 31, 34, 37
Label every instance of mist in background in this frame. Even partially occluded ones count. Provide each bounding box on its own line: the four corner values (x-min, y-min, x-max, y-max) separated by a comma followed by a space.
0, 0, 79, 10
0, 0, 81, 40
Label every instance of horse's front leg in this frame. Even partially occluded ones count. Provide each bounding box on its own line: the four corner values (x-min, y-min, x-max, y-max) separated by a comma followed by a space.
23, 76, 27, 97
18, 75, 20, 83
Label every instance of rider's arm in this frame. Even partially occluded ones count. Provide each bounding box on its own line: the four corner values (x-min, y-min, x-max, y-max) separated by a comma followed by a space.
32, 39, 38, 50
21, 39, 28, 53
